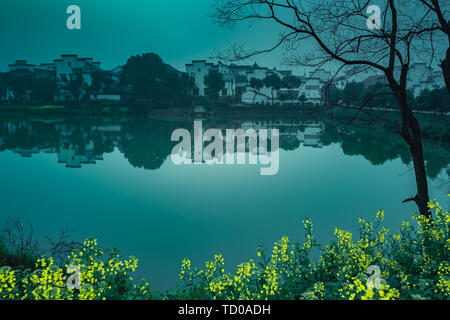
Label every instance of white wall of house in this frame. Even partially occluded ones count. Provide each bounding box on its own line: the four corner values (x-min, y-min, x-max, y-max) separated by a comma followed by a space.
298, 126, 323, 147
186, 60, 211, 96
309, 69, 331, 83
82, 73, 92, 87
51, 55, 103, 101
54, 55, 100, 84
5, 88, 15, 101
299, 78, 322, 104
407, 64, 445, 97
55, 55, 80, 80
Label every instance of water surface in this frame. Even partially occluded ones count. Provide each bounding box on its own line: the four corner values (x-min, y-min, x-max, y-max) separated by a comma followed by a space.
0, 116, 448, 289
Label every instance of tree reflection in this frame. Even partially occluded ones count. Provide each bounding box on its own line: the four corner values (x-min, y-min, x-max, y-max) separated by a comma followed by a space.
0, 116, 447, 179
120, 118, 181, 171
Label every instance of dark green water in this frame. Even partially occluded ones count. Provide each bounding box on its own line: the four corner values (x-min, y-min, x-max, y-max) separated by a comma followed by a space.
0, 116, 448, 290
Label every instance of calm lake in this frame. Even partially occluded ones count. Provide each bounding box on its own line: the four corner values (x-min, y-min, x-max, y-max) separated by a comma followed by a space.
0, 115, 448, 290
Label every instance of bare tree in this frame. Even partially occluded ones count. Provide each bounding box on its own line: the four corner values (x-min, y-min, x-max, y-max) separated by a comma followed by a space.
418, 0, 450, 92
212, 0, 446, 217
44, 227, 80, 264
2, 217, 39, 259
1, 218, 80, 267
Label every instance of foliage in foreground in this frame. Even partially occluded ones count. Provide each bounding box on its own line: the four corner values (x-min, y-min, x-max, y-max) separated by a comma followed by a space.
0, 200, 449, 300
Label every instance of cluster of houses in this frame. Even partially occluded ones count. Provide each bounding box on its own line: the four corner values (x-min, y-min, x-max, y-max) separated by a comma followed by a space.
186, 60, 446, 105
4, 54, 122, 102
0, 54, 446, 105
186, 60, 323, 105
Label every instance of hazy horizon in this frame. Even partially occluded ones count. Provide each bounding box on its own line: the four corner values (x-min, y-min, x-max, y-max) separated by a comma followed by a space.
1, 1, 447, 74
0, 0, 291, 73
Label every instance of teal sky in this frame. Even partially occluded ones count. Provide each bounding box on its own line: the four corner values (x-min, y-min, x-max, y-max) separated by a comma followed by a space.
0, 1, 446, 72
0, 0, 285, 72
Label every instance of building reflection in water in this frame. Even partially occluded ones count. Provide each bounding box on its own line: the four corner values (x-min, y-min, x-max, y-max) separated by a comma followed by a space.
0, 119, 326, 169
1, 118, 447, 180
176, 119, 325, 164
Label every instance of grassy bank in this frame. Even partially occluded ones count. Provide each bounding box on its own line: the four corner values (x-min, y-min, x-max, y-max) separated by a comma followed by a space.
0, 103, 128, 117
1, 199, 448, 300
0, 104, 65, 113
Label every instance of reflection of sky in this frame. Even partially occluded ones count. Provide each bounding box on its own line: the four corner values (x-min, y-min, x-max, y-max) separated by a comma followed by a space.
0, 0, 285, 71
0, 141, 448, 290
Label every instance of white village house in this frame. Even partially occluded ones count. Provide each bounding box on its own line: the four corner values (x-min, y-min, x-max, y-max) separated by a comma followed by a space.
4, 54, 121, 102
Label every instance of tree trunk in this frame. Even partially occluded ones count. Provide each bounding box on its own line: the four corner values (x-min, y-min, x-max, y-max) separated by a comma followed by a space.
399, 98, 431, 217
441, 47, 450, 94
385, 67, 431, 217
